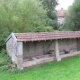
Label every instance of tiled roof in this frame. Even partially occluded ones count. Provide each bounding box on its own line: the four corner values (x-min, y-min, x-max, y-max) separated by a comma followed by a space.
57, 9, 67, 17
14, 31, 80, 42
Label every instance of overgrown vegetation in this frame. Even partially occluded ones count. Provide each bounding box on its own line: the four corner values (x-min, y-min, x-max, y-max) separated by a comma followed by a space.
0, 55, 80, 80
0, 49, 12, 70
0, 0, 46, 48
63, 0, 80, 31
39, 0, 58, 29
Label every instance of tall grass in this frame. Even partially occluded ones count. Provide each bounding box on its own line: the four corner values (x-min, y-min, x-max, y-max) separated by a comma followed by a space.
0, 48, 12, 71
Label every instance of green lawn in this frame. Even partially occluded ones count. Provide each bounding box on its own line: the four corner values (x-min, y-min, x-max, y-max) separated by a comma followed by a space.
0, 55, 80, 80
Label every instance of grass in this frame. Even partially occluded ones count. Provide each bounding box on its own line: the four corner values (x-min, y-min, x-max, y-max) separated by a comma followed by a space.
0, 55, 80, 80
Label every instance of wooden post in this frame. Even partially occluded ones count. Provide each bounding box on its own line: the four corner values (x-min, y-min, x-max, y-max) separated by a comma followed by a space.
54, 40, 61, 61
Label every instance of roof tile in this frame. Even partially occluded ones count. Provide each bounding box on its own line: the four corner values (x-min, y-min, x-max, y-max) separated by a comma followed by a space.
14, 31, 80, 42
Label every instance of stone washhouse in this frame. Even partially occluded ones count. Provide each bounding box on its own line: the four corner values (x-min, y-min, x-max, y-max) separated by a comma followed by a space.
5, 31, 80, 69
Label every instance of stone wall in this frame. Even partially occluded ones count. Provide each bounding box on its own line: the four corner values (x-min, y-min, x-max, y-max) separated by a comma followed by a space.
77, 38, 80, 51
6, 38, 23, 69
59, 39, 78, 55
16, 42, 23, 69
23, 41, 55, 58
23, 39, 79, 58
6, 37, 17, 63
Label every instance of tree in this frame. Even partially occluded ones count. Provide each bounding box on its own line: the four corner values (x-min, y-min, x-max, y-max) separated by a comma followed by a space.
40, 0, 58, 19
0, 0, 48, 49
39, 0, 58, 29
64, 0, 80, 31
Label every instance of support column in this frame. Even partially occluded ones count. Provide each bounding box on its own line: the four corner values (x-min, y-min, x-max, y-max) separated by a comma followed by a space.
17, 42, 23, 69
54, 40, 61, 61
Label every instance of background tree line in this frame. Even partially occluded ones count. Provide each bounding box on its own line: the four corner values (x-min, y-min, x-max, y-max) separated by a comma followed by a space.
62, 0, 80, 31
0, 0, 58, 52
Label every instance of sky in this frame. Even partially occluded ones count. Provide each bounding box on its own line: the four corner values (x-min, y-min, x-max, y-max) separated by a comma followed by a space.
56, 0, 74, 10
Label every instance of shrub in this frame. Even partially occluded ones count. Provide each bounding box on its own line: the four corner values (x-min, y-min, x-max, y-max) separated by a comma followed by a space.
0, 48, 11, 67
45, 26, 53, 31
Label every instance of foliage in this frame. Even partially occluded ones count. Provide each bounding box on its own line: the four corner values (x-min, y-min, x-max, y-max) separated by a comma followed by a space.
0, 0, 50, 49
0, 48, 11, 67
0, 55, 80, 80
45, 26, 53, 31
39, 0, 58, 29
58, 24, 64, 31
40, 0, 58, 19
64, 0, 80, 31
0, 48, 6, 57
50, 20, 59, 30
